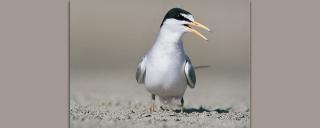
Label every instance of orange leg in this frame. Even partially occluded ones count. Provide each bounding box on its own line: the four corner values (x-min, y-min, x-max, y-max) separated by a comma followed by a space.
149, 94, 156, 112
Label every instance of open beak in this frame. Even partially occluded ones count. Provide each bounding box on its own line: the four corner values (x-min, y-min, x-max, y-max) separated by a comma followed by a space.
185, 21, 210, 41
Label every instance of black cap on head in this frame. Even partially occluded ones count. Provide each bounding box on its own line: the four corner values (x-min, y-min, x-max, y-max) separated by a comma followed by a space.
160, 8, 192, 27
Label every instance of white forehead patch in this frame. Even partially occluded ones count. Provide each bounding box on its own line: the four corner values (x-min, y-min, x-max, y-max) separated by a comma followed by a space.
181, 13, 194, 21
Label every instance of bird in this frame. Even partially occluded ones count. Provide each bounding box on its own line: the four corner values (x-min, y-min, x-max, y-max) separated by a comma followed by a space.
136, 8, 210, 113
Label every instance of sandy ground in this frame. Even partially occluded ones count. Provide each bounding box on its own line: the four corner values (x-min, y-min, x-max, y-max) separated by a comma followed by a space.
70, 101, 249, 128
70, 69, 250, 128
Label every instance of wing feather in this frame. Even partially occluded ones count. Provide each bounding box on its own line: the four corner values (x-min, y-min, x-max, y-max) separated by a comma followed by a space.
136, 56, 147, 84
184, 56, 196, 88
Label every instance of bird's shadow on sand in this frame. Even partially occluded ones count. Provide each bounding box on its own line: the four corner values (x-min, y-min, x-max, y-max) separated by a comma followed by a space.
172, 106, 230, 114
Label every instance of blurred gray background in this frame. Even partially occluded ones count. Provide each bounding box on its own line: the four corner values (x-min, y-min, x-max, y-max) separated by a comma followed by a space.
70, 0, 250, 107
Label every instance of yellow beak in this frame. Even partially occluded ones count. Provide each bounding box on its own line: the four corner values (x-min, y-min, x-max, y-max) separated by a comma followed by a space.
186, 21, 210, 41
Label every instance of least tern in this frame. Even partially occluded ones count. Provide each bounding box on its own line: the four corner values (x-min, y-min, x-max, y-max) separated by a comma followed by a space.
136, 8, 210, 112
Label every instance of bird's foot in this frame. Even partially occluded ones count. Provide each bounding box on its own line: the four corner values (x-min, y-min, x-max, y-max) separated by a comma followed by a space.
149, 104, 156, 113
180, 106, 184, 113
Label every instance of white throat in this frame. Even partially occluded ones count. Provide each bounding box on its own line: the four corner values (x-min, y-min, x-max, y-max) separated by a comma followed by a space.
148, 25, 187, 60
155, 25, 186, 46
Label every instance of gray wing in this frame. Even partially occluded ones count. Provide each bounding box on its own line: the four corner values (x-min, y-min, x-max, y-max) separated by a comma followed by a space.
184, 56, 196, 88
136, 56, 147, 84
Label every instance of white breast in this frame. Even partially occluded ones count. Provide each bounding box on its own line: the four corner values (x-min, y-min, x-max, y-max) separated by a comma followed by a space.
144, 42, 187, 97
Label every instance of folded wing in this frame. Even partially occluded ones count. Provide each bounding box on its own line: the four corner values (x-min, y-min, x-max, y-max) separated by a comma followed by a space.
184, 56, 196, 88
136, 56, 147, 84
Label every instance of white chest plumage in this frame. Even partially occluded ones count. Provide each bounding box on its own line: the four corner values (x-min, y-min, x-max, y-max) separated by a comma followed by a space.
144, 30, 188, 97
